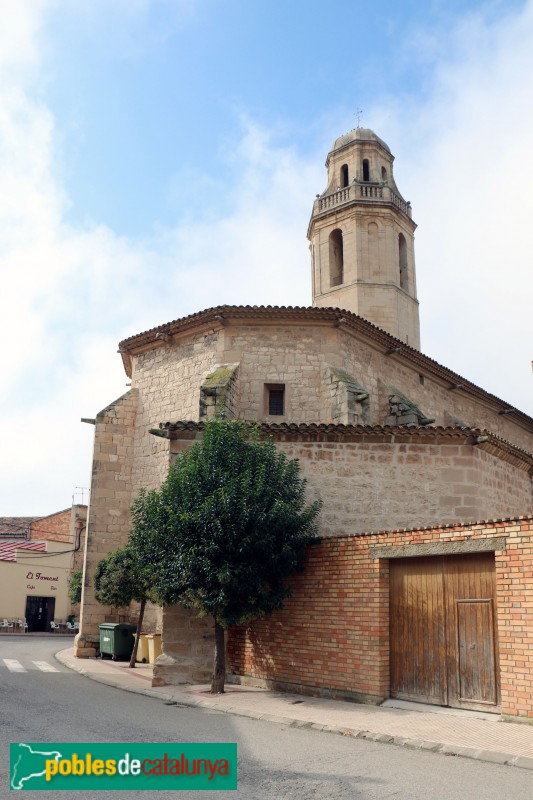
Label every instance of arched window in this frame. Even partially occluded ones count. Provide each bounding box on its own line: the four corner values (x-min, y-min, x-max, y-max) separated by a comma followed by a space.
381, 166, 387, 181
362, 159, 370, 182
341, 164, 349, 187
368, 222, 379, 280
399, 233, 408, 291
329, 229, 344, 286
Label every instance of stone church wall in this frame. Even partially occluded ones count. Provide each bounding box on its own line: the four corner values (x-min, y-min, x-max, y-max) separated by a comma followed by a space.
337, 331, 533, 452
118, 314, 533, 457
222, 323, 331, 423
215, 318, 532, 452
77, 310, 532, 661
166, 425, 532, 538
277, 436, 532, 534
75, 390, 139, 656
130, 330, 223, 496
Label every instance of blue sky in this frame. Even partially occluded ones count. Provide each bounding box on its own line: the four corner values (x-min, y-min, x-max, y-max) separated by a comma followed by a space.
0, 0, 532, 514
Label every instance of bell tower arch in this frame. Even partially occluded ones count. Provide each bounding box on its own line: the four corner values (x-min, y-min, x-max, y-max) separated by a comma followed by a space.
308, 128, 420, 350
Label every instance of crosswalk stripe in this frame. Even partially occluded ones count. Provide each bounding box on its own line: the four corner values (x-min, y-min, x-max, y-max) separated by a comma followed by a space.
3, 659, 26, 672
33, 661, 60, 673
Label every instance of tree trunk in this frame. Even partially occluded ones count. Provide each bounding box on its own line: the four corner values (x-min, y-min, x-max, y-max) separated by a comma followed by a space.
128, 598, 146, 669
211, 618, 226, 694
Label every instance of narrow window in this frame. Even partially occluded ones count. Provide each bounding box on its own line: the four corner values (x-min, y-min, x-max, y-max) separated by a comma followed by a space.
399, 233, 408, 290
381, 166, 387, 181
329, 229, 344, 286
341, 164, 349, 187
362, 159, 370, 182
267, 386, 284, 416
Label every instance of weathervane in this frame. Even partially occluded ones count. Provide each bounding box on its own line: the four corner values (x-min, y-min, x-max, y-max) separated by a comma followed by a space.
355, 108, 363, 128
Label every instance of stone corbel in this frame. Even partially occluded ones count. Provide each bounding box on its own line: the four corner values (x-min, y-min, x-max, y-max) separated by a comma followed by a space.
385, 387, 435, 426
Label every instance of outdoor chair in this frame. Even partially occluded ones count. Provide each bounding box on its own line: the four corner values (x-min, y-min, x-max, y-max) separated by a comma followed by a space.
50, 621, 60, 633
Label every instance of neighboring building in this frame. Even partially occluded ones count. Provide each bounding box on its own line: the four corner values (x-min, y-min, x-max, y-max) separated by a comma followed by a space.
0, 506, 87, 631
75, 128, 533, 717
0, 518, 40, 537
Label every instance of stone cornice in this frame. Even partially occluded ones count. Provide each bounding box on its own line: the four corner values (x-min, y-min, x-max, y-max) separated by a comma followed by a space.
119, 305, 532, 432
326, 514, 533, 541
152, 421, 533, 473
370, 537, 509, 558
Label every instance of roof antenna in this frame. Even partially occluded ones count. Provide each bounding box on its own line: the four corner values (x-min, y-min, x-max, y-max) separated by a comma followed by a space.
72, 487, 88, 505
355, 108, 363, 129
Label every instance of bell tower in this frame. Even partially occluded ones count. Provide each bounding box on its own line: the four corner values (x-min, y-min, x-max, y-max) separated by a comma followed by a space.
308, 128, 420, 350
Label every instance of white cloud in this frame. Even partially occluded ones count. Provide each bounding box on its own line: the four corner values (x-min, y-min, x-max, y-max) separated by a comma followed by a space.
1, 1, 532, 515
371, 2, 533, 414
0, 16, 321, 514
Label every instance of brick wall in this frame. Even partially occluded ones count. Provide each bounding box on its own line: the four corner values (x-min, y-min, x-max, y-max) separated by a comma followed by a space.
30, 509, 71, 542
495, 519, 533, 717
228, 517, 533, 718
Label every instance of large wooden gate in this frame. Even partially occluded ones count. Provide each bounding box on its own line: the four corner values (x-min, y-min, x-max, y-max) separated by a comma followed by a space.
390, 553, 500, 711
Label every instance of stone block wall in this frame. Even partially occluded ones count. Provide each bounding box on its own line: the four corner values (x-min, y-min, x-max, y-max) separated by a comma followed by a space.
75, 390, 139, 657
152, 606, 213, 687
122, 314, 533, 455
223, 323, 329, 423
163, 424, 532, 538
338, 332, 532, 451
271, 429, 532, 535
325, 366, 370, 424
228, 517, 533, 718
311, 211, 420, 349
199, 364, 240, 420
130, 332, 221, 495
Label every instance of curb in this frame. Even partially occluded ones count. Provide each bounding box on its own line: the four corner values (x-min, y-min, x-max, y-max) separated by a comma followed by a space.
55, 650, 533, 771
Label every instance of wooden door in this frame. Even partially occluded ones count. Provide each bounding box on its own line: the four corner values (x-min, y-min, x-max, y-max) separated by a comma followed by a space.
390, 553, 499, 711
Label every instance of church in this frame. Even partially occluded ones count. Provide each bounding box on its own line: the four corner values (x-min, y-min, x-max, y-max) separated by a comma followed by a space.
75, 128, 533, 718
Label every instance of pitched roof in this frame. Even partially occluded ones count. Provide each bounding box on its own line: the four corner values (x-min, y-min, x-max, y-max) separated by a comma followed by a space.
0, 517, 40, 537
0, 541, 47, 562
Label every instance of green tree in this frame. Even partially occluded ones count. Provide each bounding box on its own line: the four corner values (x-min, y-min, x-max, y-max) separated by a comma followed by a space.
68, 569, 83, 605
94, 545, 152, 668
130, 419, 321, 693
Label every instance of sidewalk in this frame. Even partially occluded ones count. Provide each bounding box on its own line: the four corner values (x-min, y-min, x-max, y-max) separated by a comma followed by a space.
56, 648, 533, 771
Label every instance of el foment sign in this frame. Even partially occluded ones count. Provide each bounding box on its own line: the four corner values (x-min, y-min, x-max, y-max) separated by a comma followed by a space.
26, 571, 61, 591
26, 572, 59, 582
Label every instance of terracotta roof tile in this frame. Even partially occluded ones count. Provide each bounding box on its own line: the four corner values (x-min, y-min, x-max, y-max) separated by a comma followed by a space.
0, 541, 46, 562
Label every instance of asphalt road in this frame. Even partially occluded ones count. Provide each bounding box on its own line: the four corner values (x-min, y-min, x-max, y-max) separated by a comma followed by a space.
0, 635, 531, 799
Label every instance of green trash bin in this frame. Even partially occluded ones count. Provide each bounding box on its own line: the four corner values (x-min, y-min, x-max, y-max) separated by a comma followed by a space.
99, 623, 136, 661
